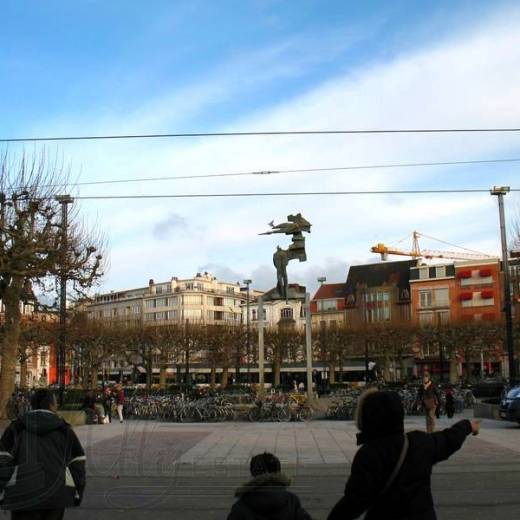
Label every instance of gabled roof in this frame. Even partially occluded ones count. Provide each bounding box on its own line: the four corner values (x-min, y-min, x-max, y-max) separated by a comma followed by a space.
253, 283, 306, 302
345, 259, 418, 295
312, 283, 348, 301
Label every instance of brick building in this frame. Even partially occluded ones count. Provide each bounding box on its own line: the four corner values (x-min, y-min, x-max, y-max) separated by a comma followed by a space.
344, 260, 418, 327
310, 283, 348, 329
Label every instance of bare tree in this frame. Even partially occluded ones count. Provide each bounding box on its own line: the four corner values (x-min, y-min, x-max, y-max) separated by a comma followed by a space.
0, 151, 104, 416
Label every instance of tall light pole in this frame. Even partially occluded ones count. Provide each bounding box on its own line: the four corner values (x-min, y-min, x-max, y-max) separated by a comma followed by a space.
491, 186, 516, 382
243, 279, 252, 384
56, 195, 73, 406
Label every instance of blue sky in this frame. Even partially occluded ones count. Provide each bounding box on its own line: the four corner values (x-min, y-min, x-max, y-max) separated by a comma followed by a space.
2, 0, 520, 294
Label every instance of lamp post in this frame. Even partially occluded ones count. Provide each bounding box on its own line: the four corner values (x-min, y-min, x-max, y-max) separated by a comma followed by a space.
243, 279, 252, 384
56, 195, 73, 406
490, 186, 516, 382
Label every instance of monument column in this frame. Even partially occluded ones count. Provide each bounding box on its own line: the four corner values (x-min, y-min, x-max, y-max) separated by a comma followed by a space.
258, 296, 265, 394
305, 292, 314, 401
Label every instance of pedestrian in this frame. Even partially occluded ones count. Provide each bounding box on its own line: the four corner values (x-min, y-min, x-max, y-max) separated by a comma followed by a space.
445, 385, 455, 419
327, 389, 480, 520
298, 381, 305, 394
80, 390, 98, 424
418, 372, 440, 432
114, 384, 125, 424
227, 452, 311, 520
0, 388, 86, 520
102, 386, 113, 423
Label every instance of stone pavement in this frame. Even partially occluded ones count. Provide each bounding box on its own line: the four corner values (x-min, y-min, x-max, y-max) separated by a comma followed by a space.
74, 410, 520, 473
3, 413, 520, 518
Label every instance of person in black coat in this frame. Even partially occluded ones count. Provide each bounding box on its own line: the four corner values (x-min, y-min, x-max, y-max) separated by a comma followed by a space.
228, 452, 311, 520
0, 389, 86, 520
328, 389, 479, 520
417, 372, 440, 432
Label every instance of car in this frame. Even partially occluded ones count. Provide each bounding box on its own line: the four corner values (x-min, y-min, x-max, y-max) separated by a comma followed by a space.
499, 386, 520, 424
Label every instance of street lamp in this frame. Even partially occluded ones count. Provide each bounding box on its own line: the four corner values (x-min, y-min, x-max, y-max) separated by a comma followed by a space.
318, 276, 327, 285
243, 279, 252, 384
490, 186, 516, 382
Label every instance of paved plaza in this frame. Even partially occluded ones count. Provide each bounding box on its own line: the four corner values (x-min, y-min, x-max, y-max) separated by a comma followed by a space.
58, 412, 520, 519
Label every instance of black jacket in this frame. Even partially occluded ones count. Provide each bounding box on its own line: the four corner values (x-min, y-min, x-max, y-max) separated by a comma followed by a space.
0, 410, 86, 511
328, 420, 473, 520
228, 472, 312, 520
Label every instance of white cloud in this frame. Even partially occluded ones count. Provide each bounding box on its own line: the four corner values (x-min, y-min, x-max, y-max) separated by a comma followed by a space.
13, 7, 520, 294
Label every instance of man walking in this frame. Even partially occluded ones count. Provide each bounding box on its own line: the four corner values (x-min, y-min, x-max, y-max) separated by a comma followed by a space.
418, 372, 440, 433
0, 389, 86, 519
114, 384, 125, 424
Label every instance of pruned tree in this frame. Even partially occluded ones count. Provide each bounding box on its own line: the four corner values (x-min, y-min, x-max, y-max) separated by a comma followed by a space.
68, 315, 120, 389
18, 318, 56, 389
0, 152, 104, 415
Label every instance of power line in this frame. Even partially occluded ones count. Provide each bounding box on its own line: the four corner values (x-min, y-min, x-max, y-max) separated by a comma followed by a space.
60, 157, 520, 187
2, 127, 520, 143
72, 188, 520, 200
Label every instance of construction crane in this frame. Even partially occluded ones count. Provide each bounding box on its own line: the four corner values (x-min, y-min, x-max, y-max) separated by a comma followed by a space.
371, 231, 498, 261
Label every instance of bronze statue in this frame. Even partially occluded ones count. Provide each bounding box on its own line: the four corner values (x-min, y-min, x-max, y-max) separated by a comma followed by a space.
261, 214, 311, 300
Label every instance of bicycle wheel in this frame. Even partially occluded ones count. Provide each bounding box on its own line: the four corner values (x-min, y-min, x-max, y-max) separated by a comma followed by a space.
276, 406, 291, 422
299, 406, 314, 421
248, 407, 261, 422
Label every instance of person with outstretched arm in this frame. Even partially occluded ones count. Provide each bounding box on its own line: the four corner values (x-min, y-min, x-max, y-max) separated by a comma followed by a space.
328, 389, 479, 520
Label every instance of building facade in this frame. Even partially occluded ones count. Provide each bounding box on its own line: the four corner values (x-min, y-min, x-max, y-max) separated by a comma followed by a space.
344, 260, 418, 328
86, 272, 262, 326
244, 284, 307, 331
310, 283, 347, 329
410, 263, 456, 326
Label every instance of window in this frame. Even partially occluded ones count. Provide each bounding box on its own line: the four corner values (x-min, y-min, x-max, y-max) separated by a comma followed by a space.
183, 295, 202, 305
103, 309, 111, 317
436, 266, 446, 278
156, 298, 167, 307
318, 299, 338, 311
419, 267, 429, 280
281, 307, 294, 320
434, 288, 449, 306
40, 351, 47, 366
112, 309, 118, 317
132, 305, 141, 314
419, 290, 433, 308
438, 310, 450, 324
156, 311, 166, 321
144, 313, 156, 321
419, 312, 433, 325
155, 285, 163, 295
167, 310, 178, 320
252, 309, 257, 321
226, 287, 235, 295
185, 282, 194, 290
224, 297, 235, 307
184, 309, 202, 320
169, 296, 178, 306
145, 299, 156, 309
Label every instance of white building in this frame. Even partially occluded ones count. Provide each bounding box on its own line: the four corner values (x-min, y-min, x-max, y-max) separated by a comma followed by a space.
243, 284, 307, 331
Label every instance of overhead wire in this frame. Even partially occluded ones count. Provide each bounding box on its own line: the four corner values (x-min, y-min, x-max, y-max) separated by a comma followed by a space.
70, 188, 520, 200
2, 127, 520, 142
46, 157, 520, 187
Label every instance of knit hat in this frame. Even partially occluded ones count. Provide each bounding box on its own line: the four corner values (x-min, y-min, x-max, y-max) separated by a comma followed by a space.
355, 389, 404, 445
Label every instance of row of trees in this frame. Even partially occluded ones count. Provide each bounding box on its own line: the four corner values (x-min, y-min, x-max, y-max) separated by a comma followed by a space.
9, 314, 517, 391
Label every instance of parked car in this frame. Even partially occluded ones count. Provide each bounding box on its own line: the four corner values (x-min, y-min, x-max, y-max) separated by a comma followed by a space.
500, 386, 520, 424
